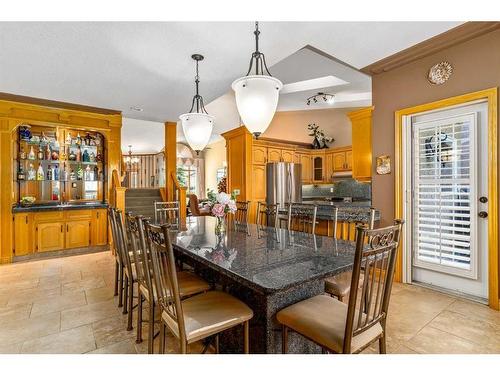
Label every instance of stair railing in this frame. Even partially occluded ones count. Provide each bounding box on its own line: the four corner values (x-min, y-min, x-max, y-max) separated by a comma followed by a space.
170, 171, 187, 229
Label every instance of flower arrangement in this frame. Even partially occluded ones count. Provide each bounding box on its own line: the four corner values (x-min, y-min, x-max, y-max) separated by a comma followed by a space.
206, 189, 237, 234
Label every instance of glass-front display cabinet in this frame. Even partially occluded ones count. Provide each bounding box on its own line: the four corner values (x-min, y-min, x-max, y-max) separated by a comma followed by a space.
14, 124, 106, 206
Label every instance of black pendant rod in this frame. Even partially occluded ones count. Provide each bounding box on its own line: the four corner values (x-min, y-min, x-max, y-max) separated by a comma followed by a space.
188, 54, 208, 114
245, 21, 273, 77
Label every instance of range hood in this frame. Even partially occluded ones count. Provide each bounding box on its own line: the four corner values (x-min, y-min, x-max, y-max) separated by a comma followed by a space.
331, 170, 353, 180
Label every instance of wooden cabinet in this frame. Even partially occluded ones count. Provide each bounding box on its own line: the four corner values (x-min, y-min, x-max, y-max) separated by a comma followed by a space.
348, 107, 373, 181
282, 149, 294, 162
252, 165, 267, 202
14, 213, 32, 256
297, 153, 312, 183
267, 147, 282, 162
332, 149, 352, 171
252, 146, 267, 165
92, 209, 108, 246
312, 154, 324, 182
37, 222, 65, 252
13, 208, 108, 257
65, 220, 91, 249
346, 150, 353, 170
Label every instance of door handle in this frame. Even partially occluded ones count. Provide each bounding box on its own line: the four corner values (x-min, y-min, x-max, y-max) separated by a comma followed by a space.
478, 211, 488, 218
479, 196, 488, 203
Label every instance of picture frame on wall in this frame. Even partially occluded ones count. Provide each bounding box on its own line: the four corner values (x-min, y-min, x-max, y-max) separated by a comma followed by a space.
376, 155, 391, 175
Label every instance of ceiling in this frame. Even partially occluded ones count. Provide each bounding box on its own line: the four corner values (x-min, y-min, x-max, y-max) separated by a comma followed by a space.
0, 22, 462, 152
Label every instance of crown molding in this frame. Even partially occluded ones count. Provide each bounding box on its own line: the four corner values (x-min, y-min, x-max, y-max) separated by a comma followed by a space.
361, 22, 500, 75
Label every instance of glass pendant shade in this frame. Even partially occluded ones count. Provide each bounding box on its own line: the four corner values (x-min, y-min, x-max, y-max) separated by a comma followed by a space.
232, 75, 283, 136
179, 112, 214, 154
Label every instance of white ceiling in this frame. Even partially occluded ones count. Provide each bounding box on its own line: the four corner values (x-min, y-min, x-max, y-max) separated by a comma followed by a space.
0, 22, 462, 152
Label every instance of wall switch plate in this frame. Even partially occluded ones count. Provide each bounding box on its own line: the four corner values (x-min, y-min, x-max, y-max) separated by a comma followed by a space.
330, 188, 334, 193
233, 189, 240, 196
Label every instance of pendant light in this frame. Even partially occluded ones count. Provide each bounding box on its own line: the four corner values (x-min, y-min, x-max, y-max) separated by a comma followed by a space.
232, 22, 283, 138
179, 54, 214, 155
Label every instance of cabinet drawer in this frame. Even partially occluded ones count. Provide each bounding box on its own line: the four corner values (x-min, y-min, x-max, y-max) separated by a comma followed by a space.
34, 211, 64, 222
66, 210, 93, 220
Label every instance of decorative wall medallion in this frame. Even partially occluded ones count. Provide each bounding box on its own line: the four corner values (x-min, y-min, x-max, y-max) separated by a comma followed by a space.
376, 155, 391, 175
427, 61, 453, 85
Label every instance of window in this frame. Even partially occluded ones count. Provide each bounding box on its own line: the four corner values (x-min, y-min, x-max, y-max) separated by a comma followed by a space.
177, 165, 198, 196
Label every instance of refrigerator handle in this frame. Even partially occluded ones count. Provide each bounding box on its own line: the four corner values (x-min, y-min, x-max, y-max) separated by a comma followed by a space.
288, 167, 292, 203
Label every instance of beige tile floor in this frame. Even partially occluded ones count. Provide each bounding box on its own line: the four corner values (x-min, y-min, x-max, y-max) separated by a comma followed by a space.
0, 251, 499, 354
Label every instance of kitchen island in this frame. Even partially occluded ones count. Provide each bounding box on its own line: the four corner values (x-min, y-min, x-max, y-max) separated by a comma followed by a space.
168, 216, 358, 353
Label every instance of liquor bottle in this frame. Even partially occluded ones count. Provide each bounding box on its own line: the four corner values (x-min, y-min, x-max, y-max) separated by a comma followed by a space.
96, 151, 102, 162
76, 146, 81, 162
46, 165, 53, 180
82, 149, 89, 162
89, 152, 96, 163
37, 145, 44, 160
45, 144, 51, 160
36, 164, 44, 180
77, 164, 83, 180
54, 165, 59, 181
69, 150, 76, 161
27, 164, 36, 181
17, 165, 26, 181
19, 146, 26, 160
28, 146, 36, 160
85, 165, 91, 181
94, 166, 99, 181
69, 169, 76, 181
76, 132, 82, 145
52, 184, 59, 201
51, 150, 59, 160
65, 132, 72, 145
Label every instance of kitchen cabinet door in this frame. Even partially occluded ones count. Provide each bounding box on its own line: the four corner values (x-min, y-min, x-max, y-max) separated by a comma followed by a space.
282, 149, 294, 163
92, 209, 107, 246
65, 220, 91, 249
37, 222, 65, 252
345, 150, 353, 170
252, 165, 267, 201
325, 153, 334, 181
333, 152, 347, 171
299, 154, 312, 183
252, 146, 267, 165
267, 148, 282, 162
312, 155, 324, 182
14, 213, 32, 256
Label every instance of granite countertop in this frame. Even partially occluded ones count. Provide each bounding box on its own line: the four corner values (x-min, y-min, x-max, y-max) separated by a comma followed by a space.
278, 202, 380, 223
169, 216, 356, 295
12, 202, 108, 213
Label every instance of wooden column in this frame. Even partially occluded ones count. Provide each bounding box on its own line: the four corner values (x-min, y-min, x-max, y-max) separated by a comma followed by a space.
164, 121, 177, 202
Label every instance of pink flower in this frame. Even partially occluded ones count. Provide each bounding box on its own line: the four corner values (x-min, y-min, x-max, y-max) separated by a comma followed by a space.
212, 203, 225, 217
227, 200, 237, 213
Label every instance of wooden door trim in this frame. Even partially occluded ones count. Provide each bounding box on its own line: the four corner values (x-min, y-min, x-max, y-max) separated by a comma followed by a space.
394, 87, 498, 309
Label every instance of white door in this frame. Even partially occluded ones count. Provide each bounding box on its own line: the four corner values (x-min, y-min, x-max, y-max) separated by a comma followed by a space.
410, 101, 488, 300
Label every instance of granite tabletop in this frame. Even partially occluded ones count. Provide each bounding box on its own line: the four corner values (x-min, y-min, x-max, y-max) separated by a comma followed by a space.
169, 216, 356, 295
12, 202, 108, 213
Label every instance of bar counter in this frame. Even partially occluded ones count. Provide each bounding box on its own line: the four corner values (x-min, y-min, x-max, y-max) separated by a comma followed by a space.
12, 202, 108, 213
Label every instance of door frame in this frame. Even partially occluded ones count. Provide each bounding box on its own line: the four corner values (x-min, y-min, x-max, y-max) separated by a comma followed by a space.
394, 87, 498, 310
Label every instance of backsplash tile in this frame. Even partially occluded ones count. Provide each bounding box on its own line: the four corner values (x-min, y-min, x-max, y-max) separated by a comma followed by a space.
302, 179, 371, 200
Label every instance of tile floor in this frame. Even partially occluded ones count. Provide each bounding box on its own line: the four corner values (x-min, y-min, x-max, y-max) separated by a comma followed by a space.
0, 251, 499, 354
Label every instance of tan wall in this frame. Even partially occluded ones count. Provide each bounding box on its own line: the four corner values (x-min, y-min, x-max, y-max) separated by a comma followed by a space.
204, 139, 227, 195
372, 29, 500, 226
262, 108, 355, 147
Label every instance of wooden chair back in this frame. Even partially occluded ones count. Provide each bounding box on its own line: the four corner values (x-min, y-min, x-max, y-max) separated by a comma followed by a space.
125, 213, 153, 296
256, 202, 279, 227
154, 201, 180, 227
287, 203, 317, 234
144, 222, 186, 342
343, 219, 404, 353
188, 194, 201, 216
234, 201, 250, 224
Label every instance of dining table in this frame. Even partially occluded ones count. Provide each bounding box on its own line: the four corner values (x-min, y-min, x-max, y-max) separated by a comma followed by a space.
167, 216, 357, 354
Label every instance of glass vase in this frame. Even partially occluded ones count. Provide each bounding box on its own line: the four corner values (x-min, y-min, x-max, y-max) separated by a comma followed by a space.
215, 216, 226, 235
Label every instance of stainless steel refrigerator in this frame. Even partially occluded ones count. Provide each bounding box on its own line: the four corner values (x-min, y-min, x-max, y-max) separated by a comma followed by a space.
266, 162, 302, 206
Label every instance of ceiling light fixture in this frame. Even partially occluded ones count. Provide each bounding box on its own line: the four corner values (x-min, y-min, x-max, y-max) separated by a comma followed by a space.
231, 22, 283, 138
179, 54, 214, 155
306, 92, 335, 106
129, 106, 143, 112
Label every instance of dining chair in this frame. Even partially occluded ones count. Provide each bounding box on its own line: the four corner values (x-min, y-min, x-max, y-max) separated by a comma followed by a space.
154, 201, 180, 228
287, 203, 318, 234
277, 219, 404, 354
256, 201, 279, 227
127, 213, 211, 354
325, 207, 376, 302
145, 222, 254, 354
234, 201, 250, 224
110, 208, 138, 331
108, 207, 124, 307
188, 194, 211, 216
